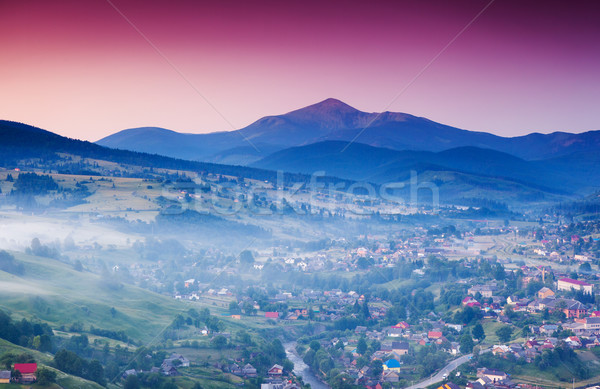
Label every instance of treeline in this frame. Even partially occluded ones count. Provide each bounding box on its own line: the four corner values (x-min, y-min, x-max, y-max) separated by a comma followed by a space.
89, 326, 130, 343
11, 172, 58, 195
0, 311, 54, 352
0, 120, 356, 187
0, 250, 24, 275
54, 349, 105, 386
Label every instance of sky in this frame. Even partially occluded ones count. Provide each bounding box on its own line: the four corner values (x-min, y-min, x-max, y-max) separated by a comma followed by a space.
1, 0, 599, 141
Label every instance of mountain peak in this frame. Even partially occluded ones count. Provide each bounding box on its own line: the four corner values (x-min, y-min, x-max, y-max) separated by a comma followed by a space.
309, 97, 358, 111
288, 98, 359, 117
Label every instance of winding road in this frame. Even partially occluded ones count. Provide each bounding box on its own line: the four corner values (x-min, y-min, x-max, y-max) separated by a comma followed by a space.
404, 353, 472, 389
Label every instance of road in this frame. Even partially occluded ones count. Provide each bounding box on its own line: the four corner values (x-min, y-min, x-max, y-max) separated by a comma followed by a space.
404, 353, 472, 389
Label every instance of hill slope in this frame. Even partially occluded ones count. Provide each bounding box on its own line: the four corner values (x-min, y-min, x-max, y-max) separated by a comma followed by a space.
252, 141, 598, 196
0, 120, 308, 184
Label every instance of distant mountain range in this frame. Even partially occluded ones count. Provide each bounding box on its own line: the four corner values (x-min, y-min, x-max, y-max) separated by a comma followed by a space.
97, 98, 600, 164
3, 96, 600, 206
251, 140, 600, 196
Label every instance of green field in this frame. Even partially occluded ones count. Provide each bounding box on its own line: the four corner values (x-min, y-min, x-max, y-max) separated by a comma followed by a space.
0, 250, 196, 343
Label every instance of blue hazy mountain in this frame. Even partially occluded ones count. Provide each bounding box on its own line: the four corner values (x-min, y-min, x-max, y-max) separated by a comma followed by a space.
96, 98, 600, 164
251, 141, 600, 196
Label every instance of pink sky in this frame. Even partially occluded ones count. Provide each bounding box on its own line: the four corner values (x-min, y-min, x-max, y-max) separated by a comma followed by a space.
1, 0, 599, 141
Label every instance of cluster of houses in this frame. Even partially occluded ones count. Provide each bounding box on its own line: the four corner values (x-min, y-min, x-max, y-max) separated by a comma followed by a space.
123, 353, 190, 379
224, 363, 301, 389
437, 368, 516, 389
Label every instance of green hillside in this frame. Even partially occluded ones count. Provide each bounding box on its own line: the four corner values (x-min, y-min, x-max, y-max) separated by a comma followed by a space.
0, 338, 104, 389
0, 251, 193, 343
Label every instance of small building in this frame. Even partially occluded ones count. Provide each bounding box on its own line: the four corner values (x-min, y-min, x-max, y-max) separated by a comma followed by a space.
0, 371, 10, 384
268, 364, 283, 376
477, 368, 507, 383
537, 287, 555, 299
265, 312, 279, 319
13, 363, 37, 383
383, 359, 401, 372
437, 383, 461, 389
391, 341, 409, 355
428, 331, 443, 339
242, 363, 257, 378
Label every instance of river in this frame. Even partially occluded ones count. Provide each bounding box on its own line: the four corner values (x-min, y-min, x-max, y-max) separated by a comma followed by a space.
284, 342, 330, 389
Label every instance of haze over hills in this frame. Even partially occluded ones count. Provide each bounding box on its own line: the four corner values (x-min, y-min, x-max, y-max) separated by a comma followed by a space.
97, 98, 600, 164
251, 140, 600, 196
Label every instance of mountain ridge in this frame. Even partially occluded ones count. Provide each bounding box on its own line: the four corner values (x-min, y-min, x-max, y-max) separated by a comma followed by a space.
96, 98, 599, 164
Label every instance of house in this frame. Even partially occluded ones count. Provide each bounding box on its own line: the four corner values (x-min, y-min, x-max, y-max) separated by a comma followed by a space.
229, 363, 242, 375
268, 364, 283, 376
584, 317, 600, 331
428, 331, 443, 340
445, 323, 463, 332
242, 363, 257, 377
557, 278, 593, 294
165, 353, 190, 367
477, 368, 508, 383
545, 298, 587, 318
391, 341, 409, 355
537, 287, 555, 299
265, 312, 279, 319
162, 365, 179, 376
383, 359, 401, 372
0, 371, 10, 384
468, 284, 497, 298
382, 370, 400, 383
261, 383, 283, 389
13, 363, 37, 383
123, 369, 137, 378
437, 383, 461, 389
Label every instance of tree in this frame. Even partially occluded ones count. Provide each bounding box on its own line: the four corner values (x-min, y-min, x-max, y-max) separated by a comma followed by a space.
124, 374, 140, 389
496, 326, 513, 343
473, 323, 485, 341
73, 260, 84, 272
309, 340, 321, 351
37, 367, 57, 385
357, 337, 367, 355
87, 359, 106, 386
460, 333, 474, 354
362, 300, 371, 319
580, 262, 592, 273
369, 359, 383, 378
239, 250, 254, 265
211, 335, 227, 349
229, 301, 241, 314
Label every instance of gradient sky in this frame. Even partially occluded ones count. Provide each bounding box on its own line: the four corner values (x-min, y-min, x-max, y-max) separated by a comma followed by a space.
1, 0, 599, 141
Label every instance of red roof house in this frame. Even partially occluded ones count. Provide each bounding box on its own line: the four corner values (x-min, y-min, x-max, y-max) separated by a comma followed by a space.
265, 312, 279, 319
14, 363, 37, 383
428, 331, 443, 339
